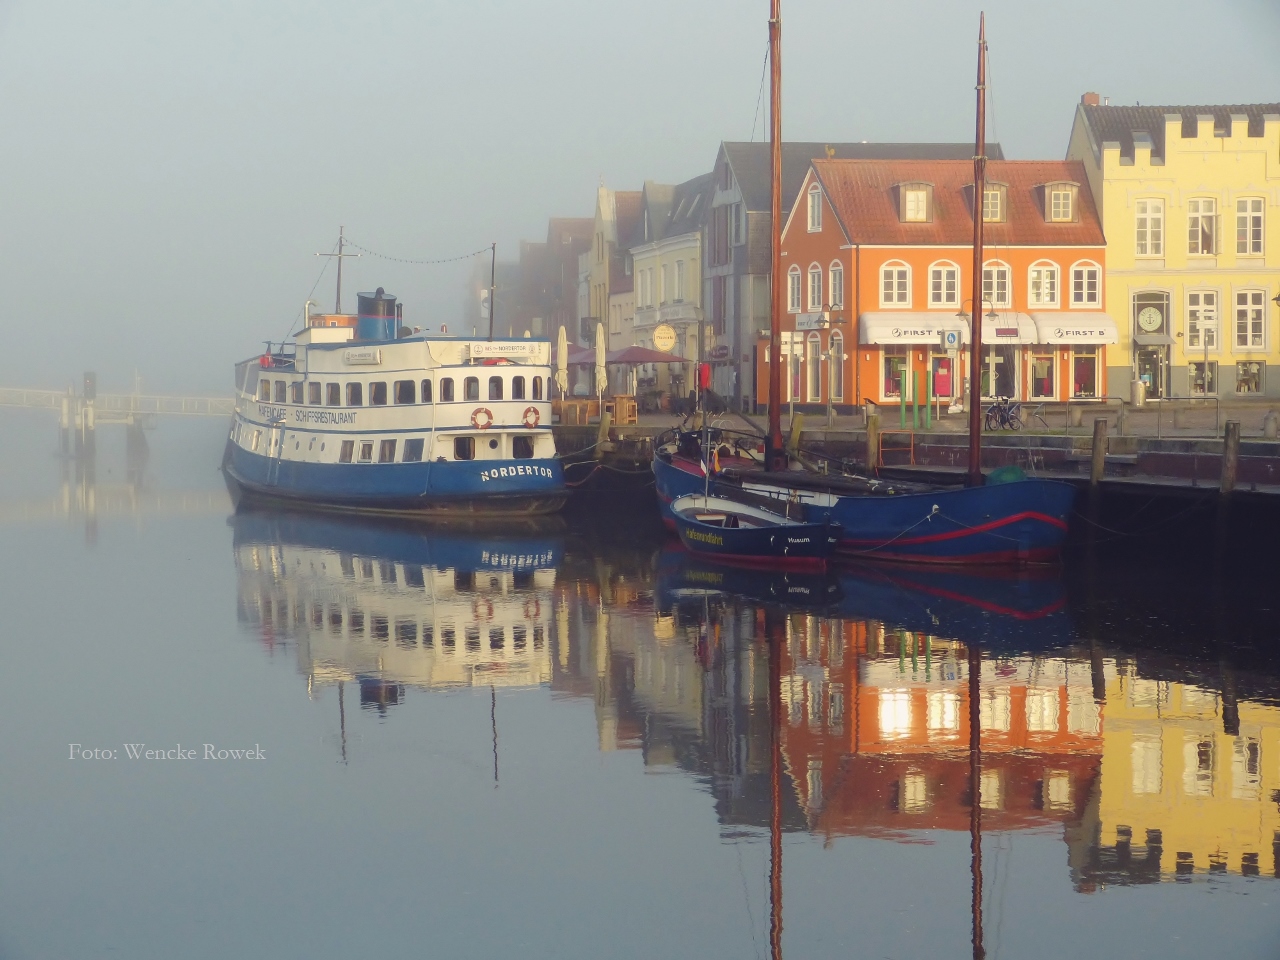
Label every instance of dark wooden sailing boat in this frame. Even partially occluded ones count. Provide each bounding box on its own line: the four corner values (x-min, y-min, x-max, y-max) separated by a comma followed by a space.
653, 10, 1075, 565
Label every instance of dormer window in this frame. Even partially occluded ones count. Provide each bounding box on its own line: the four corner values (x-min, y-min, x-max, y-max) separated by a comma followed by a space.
899, 183, 933, 223
1046, 182, 1078, 222
807, 183, 822, 232
982, 184, 1007, 223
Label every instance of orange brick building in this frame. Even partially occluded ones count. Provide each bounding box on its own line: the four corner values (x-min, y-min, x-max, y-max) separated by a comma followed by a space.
758, 159, 1113, 412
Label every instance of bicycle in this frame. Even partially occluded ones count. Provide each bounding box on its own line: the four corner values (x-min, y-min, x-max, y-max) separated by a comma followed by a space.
983, 396, 1022, 431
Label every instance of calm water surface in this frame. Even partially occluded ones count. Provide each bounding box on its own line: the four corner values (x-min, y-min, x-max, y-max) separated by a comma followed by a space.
1, 415, 1278, 959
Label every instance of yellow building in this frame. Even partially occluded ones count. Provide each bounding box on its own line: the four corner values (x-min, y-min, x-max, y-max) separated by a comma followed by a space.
1067, 96, 1280, 399
1078, 664, 1280, 883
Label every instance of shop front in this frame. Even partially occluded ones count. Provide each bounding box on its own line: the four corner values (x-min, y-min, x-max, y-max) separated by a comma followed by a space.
1029, 312, 1119, 401
858, 313, 970, 405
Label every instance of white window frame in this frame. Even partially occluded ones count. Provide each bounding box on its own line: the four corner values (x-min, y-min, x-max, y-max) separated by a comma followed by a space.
982, 261, 1011, 308
903, 188, 928, 222
1028, 260, 1059, 307
1187, 197, 1218, 255
807, 184, 822, 232
1235, 289, 1266, 350
880, 261, 911, 308
807, 264, 823, 311
675, 260, 685, 302
1135, 199, 1164, 256
1070, 261, 1101, 307
787, 265, 802, 313
659, 264, 668, 304
829, 261, 844, 309
1049, 186, 1074, 222
982, 185, 1005, 223
807, 332, 821, 400
829, 331, 844, 400
929, 261, 960, 306
1236, 198, 1264, 256
1186, 290, 1219, 351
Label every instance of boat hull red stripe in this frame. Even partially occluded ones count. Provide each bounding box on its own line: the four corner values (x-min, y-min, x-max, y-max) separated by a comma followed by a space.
839, 510, 1067, 548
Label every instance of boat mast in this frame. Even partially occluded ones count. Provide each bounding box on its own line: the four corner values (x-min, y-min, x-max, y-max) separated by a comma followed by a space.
315, 225, 360, 315
766, 0, 786, 470
966, 16, 988, 487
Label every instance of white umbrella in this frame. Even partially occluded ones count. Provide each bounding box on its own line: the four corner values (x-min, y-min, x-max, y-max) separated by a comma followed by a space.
555, 325, 568, 398
594, 321, 607, 401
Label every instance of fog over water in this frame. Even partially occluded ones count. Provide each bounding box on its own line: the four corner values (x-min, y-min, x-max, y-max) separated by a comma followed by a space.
0, 0, 1276, 394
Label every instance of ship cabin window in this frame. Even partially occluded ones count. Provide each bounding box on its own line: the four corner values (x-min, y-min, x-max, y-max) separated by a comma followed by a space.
512, 376, 525, 400
454, 436, 475, 460
339, 440, 354, 462
308, 382, 321, 405
378, 439, 396, 462
274, 381, 287, 403
358, 441, 373, 462
403, 438, 425, 462
489, 376, 503, 400
326, 383, 340, 405
464, 377, 480, 401
421, 379, 432, 403
394, 380, 415, 404
346, 383, 363, 406
513, 435, 535, 459
369, 382, 387, 405
290, 381, 303, 404
257, 379, 270, 401
440, 378, 454, 402
532, 376, 542, 400
252, 430, 262, 451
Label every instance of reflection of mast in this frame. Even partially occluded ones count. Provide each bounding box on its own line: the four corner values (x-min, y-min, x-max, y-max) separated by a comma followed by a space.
491, 685, 500, 788
969, 642, 984, 960
338, 681, 348, 765
767, 609, 785, 960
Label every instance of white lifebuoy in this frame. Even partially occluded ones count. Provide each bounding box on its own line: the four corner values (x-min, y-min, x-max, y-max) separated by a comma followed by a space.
522, 405, 540, 429
471, 407, 494, 429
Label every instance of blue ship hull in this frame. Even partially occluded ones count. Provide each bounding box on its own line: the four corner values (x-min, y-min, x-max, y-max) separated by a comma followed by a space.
653, 454, 1074, 566
224, 440, 567, 517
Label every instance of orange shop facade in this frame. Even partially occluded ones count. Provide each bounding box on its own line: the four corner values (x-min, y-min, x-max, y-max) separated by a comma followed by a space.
755, 158, 1115, 412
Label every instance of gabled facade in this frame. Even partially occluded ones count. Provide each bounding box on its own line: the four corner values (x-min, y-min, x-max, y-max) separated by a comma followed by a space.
1067, 95, 1280, 398
585, 185, 642, 347
706, 141, 1003, 407
759, 158, 1109, 411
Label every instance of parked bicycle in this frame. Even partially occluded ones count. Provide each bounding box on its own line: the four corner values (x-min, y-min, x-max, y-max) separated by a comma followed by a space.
984, 396, 1022, 431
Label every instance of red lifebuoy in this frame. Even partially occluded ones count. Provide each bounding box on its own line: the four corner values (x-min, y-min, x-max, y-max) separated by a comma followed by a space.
471, 407, 494, 429
522, 405, 540, 429
258, 355, 271, 368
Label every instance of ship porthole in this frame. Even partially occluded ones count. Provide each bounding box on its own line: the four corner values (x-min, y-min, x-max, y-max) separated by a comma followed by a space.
488, 438, 498, 449
320, 443, 325, 451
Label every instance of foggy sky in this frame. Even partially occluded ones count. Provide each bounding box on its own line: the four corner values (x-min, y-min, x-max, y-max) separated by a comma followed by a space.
0, 0, 1276, 394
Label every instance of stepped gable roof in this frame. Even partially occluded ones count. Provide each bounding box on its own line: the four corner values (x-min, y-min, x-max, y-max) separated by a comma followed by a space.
1080, 102, 1280, 161
812, 158, 1104, 247
723, 141, 1004, 212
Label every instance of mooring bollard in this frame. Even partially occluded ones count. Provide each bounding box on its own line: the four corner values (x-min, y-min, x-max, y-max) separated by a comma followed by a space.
1263, 410, 1279, 440
1116, 405, 1127, 436
1090, 418, 1108, 487
1068, 403, 1083, 428
866, 413, 880, 471
1220, 420, 1241, 495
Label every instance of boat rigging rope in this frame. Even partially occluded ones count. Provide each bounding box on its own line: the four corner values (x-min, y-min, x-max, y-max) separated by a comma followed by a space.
840, 505, 942, 555
344, 239, 492, 266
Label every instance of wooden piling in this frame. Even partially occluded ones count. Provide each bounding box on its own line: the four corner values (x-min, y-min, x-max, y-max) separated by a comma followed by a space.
866, 413, 880, 472
1220, 420, 1241, 495
1090, 418, 1108, 487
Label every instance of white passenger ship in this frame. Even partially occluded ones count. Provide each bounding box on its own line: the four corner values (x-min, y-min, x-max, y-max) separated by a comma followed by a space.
223, 288, 566, 516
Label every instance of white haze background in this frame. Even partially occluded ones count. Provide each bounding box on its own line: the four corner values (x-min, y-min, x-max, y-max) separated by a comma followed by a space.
0, 0, 1276, 394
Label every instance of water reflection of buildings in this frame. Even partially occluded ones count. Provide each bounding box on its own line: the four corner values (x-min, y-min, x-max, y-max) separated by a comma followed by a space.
232, 518, 1280, 882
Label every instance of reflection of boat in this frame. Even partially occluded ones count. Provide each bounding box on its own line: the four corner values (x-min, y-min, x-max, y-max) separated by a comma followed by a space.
654, 544, 841, 614
232, 509, 563, 695
670, 493, 837, 568
834, 562, 1073, 653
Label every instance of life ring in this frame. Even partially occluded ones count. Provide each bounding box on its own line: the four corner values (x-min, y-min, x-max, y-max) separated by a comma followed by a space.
258, 355, 271, 368
471, 407, 494, 429
522, 597, 541, 620
522, 405, 540, 429
473, 597, 494, 621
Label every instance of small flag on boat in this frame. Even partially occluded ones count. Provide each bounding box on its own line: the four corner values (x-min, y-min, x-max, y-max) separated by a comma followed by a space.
711, 447, 720, 474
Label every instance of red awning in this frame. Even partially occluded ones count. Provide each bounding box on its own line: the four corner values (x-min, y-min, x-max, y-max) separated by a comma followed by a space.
607, 345, 686, 365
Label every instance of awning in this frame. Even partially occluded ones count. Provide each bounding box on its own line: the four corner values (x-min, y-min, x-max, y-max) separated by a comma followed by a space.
859, 312, 971, 345
981, 313, 1038, 345
1134, 333, 1175, 347
1029, 312, 1119, 345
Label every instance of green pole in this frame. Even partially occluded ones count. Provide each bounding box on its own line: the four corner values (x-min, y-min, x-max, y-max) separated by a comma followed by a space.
899, 371, 906, 428
925, 368, 933, 430
912, 371, 919, 430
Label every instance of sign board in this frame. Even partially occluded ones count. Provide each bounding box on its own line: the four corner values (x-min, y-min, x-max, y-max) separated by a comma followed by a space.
470, 342, 535, 359
795, 312, 826, 331
343, 348, 382, 365
709, 344, 730, 362
652, 323, 677, 352
940, 329, 962, 351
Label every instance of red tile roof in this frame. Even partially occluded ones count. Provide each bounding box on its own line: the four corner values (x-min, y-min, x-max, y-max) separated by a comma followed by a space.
812, 159, 1104, 247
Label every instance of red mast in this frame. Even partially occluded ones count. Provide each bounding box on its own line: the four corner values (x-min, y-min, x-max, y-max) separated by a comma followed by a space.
966, 14, 988, 488
766, 0, 786, 470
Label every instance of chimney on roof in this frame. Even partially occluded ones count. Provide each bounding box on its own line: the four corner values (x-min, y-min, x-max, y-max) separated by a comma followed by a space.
1081, 92, 1101, 106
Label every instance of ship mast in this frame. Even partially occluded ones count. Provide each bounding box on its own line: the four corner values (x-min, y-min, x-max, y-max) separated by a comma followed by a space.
766, 0, 786, 470
966, 16, 988, 487
316, 225, 361, 315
